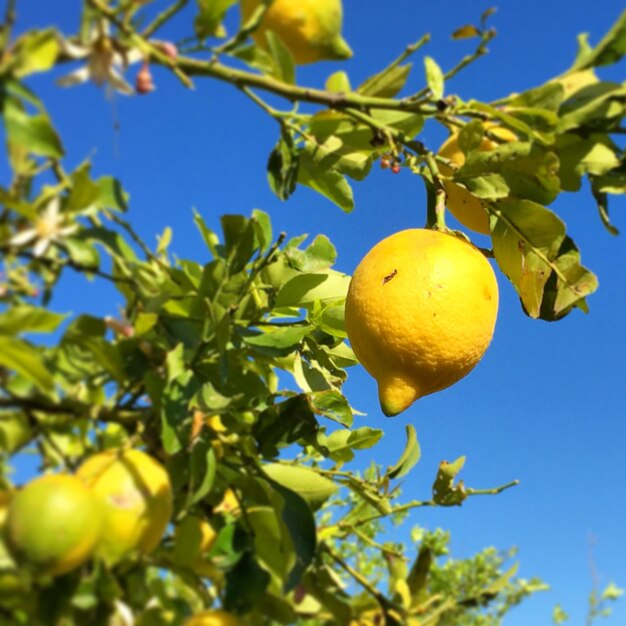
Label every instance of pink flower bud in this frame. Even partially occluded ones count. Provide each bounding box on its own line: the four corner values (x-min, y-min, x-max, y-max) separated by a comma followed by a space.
135, 62, 155, 95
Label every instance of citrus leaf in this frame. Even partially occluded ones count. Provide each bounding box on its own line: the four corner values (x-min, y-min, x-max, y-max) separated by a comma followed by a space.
452, 25, 480, 40
262, 464, 338, 510
298, 150, 354, 212
326, 71, 351, 93
489, 199, 598, 320
457, 142, 561, 205
386, 425, 421, 479
267, 132, 299, 201
357, 63, 412, 98
424, 56, 444, 100
432, 456, 467, 506
265, 31, 295, 84
12, 29, 59, 77
308, 390, 352, 426
194, 0, 235, 39
276, 271, 350, 307
0, 336, 54, 393
0, 305, 67, 335
187, 438, 216, 506
3, 96, 63, 158
571, 9, 626, 70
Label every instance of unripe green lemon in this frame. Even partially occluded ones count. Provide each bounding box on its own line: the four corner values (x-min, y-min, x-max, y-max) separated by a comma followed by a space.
4, 475, 102, 577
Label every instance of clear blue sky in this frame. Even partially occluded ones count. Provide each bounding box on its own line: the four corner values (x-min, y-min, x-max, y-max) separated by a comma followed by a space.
11, 1, 626, 624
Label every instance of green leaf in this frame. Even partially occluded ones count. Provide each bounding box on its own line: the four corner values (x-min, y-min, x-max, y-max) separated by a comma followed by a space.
3, 96, 63, 158
571, 9, 626, 70
95, 176, 129, 212
555, 134, 620, 192
432, 456, 467, 506
66, 162, 101, 212
357, 64, 412, 98
297, 149, 354, 212
276, 271, 350, 307
13, 29, 60, 77
285, 234, 337, 272
326, 71, 351, 93
265, 31, 296, 84
557, 81, 626, 132
187, 438, 216, 506
221, 214, 256, 273
308, 390, 352, 426
0, 305, 67, 335
252, 208, 273, 252
457, 142, 561, 205
194, 0, 235, 39
313, 303, 346, 338
458, 120, 486, 156
262, 464, 339, 510
243, 325, 311, 351
323, 426, 383, 462
0, 336, 54, 393
224, 551, 271, 612
489, 199, 598, 320
386, 425, 421, 479
424, 56, 444, 100
267, 131, 300, 201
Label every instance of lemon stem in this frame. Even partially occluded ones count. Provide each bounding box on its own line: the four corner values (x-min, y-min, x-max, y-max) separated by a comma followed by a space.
425, 153, 448, 230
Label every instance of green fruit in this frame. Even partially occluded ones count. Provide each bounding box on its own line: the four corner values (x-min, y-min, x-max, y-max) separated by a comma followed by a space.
5, 474, 103, 577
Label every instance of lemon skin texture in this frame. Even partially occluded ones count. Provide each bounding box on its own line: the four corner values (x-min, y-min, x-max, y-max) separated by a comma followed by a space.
4, 474, 102, 577
438, 126, 517, 234
240, 0, 352, 65
184, 609, 246, 626
77, 448, 173, 563
345, 229, 499, 416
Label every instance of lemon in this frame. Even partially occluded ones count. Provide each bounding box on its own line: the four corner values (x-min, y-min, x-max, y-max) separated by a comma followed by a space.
77, 448, 173, 563
240, 0, 352, 65
438, 125, 517, 234
4, 474, 102, 577
184, 609, 245, 626
345, 229, 499, 416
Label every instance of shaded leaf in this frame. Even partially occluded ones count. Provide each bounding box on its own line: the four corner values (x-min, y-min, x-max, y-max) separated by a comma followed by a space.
265, 31, 295, 84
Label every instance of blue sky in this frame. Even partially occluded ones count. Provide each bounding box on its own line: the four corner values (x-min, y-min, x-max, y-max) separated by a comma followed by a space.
10, 1, 626, 624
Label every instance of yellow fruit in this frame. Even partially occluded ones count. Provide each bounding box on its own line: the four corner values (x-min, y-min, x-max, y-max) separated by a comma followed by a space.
184, 609, 245, 626
240, 0, 352, 65
438, 125, 517, 234
77, 448, 173, 563
345, 229, 499, 416
4, 474, 102, 576
173, 515, 218, 577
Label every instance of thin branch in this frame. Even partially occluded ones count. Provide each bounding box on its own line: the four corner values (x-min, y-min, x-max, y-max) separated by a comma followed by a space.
141, 0, 189, 39
1, 247, 136, 285
214, 0, 273, 55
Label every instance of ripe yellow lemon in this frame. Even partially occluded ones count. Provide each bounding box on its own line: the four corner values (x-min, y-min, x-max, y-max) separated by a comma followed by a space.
345, 229, 499, 416
438, 125, 517, 234
4, 474, 102, 577
173, 515, 218, 577
240, 0, 352, 65
77, 448, 173, 563
184, 609, 245, 626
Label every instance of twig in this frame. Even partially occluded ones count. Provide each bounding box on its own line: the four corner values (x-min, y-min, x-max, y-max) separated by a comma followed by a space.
465, 479, 520, 496
141, 0, 189, 39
